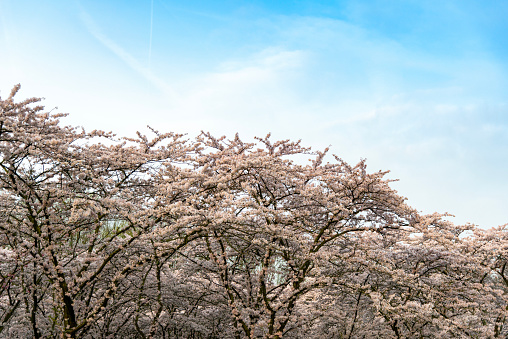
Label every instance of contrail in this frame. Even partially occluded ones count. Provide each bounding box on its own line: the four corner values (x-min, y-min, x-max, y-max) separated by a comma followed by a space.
79, 5, 176, 99
148, 0, 153, 68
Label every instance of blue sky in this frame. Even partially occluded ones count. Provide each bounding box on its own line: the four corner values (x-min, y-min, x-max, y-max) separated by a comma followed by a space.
1, 0, 507, 228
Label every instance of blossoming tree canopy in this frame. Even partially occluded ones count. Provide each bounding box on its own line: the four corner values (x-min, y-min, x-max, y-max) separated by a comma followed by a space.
1, 85, 507, 338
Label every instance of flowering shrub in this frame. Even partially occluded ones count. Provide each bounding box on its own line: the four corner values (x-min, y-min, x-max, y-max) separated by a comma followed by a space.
0, 85, 507, 338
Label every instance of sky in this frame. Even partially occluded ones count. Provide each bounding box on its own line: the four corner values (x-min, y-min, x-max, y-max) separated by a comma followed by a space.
0, 0, 507, 228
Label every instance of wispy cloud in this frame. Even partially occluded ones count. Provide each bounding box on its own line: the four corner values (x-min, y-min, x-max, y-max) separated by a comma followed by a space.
162, 48, 309, 137
77, 3, 176, 99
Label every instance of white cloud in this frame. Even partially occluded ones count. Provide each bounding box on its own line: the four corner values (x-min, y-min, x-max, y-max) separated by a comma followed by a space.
157, 48, 310, 137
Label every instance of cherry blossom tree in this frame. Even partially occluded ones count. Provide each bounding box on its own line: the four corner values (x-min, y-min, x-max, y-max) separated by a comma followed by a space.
1, 85, 507, 338
0, 85, 202, 338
